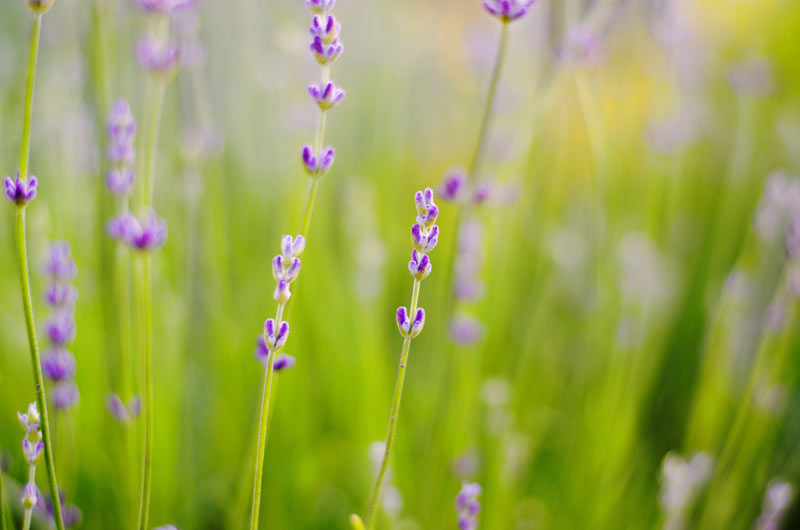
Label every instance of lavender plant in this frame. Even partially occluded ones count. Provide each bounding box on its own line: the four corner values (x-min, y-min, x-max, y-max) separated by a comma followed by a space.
41, 242, 80, 412
455, 482, 482, 530
248, 1, 345, 526
355, 189, 441, 530
18, 403, 44, 530
2, 1, 65, 527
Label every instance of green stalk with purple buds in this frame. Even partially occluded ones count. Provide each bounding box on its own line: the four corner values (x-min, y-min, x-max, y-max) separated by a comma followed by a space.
358, 189, 441, 530
3, 2, 65, 528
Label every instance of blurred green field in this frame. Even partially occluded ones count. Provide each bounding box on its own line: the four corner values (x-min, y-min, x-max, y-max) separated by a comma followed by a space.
2, 0, 800, 528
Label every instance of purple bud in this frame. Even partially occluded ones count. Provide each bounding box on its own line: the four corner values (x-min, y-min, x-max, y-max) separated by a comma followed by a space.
126, 211, 168, 251
308, 81, 346, 110
107, 214, 137, 241
455, 482, 482, 530
272, 256, 284, 282
319, 147, 336, 175
22, 438, 44, 464
483, 0, 536, 22
18, 403, 40, 433
411, 224, 439, 253
45, 283, 78, 309
309, 14, 341, 43
107, 100, 136, 143
62, 504, 83, 527
4, 171, 38, 205
472, 183, 492, 205
264, 319, 276, 339
449, 315, 485, 346
310, 36, 343, 65
22, 483, 38, 509
107, 394, 130, 422
106, 168, 135, 195
438, 169, 467, 202
410, 308, 425, 337
396, 306, 410, 336
255, 335, 271, 363
42, 348, 76, 382
52, 381, 80, 410
129, 396, 142, 418
284, 257, 302, 283
275, 321, 290, 350
43, 241, 77, 280
302, 145, 319, 175
273, 353, 296, 372
136, 36, 181, 75
409, 250, 432, 280
305, 0, 335, 14
414, 188, 439, 227
46, 315, 76, 346
302, 146, 335, 178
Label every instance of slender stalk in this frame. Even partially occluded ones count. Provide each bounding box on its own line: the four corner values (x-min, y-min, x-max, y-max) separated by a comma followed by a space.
467, 22, 508, 180
299, 65, 330, 240
136, 255, 154, 530
143, 81, 166, 208
22, 510, 32, 530
249, 303, 286, 530
0, 463, 7, 530
13, 13, 66, 530
365, 279, 422, 530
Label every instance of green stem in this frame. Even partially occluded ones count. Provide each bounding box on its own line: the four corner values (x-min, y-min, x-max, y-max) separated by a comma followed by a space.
22, 510, 32, 530
0, 464, 7, 530
22, 465, 36, 530
135, 255, 154, 530
365, 279, 422, 530
143, 81, 166, 208
14, 13, 66, 530
250, 303, 287, 530
299, 65, 330, 240
467, 21, 508, 180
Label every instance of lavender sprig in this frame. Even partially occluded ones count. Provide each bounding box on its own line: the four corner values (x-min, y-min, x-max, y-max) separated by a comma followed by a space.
5, 3, 66, 527
455, 482, 482, 530
249, 235, 305, 530
361, 189, 441, 530
18, 403, 44, 530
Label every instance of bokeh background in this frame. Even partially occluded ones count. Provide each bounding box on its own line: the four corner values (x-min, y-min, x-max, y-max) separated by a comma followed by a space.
2, 0, 800, 528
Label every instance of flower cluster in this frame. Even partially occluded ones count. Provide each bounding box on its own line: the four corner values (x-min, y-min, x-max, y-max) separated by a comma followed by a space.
18, 403, 44, 510
301, 0, 345, 180
396, 189, 440, 339
254, 235, 305, 371
455, 482, 482, 530
4, 170, 38, 206
108, 210, 168, 252
41, 242, 80, 411
756, 480, 794, 530
106, 100, 136, 196
483, 0, 536, 22
659, 452, 713, 529
133, 0, 185, 76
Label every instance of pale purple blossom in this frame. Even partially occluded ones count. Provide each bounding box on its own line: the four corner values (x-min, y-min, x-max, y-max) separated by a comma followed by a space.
483, 0, 536, 22
137, 36, 180, 74
449, 315, 485, 346
310, 37, 343, 65
438, 169, 468, 202
22, 483, 38, 510
4, 171, 38, 205
109, 212, 168, 251
22, 438, 44, 464
46, 314, 76, 346
408, 249, 432, 280
415, 188, 439, 228
756, 480, 794, 530
273, 354, 296, 372
396, 307, 425, 338
17, 403, 40, 434
106, 168, 135, 196
51, 382, 80, 410
107, 394, 130, 422
43, 241, 77, 280
42, 348, 76, 382
455, 482, 482, 530
45, 283, 78, 309
133, 0, 194, 13
264, 318, 290, 350
309, 14, 340, 43
306, 0, 335, 14
308, 81, 346, 110
302, 146, 336, 178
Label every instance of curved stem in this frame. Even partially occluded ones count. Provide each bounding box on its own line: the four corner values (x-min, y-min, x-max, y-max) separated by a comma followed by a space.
365, 279, 422, 530
14, 13, 66, 530
250, 303, 286, 530
467, 21, 508, 180
135, 255, 154, 530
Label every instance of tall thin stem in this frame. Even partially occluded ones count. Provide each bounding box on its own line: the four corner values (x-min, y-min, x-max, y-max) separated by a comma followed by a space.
249, 303, 286, 530
365, 279, 422, 530
0, 462, 8, 530
467, 22, 508, 180
135, 255, 154, 530
13, 13, 66, 530
142, 81, 166, 208
299, 65, 330, 240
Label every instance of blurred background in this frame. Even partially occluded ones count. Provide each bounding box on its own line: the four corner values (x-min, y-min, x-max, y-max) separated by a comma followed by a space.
2, 0, 800, 528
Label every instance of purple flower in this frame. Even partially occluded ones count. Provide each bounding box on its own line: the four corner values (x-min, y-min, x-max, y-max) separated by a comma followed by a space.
411, 224, 439, 253
302, 146, 336, 178
414, 188, 439, 228
438, 169, 467, 202
42, 348, 76, 382
274, 279, 292, 303
254, 335, 270, 363
129, 395, 142, 418
52, 381, 80, 410
43, 241, 77, 280
133, 0, 194, 13
308, 81, 346, 110
396, 307, 425, 338
22, 483, 38, 510
306, 0, 335, 14
455, 482, 482, 530
107, 100, 136, 164
472, 183, 492, 205
46, 314, 76, 346
106, 168, 135, 196
17, 403, 40, 434
272, 255, 302, 283
408, 249, 432, 280
137, 36, 180, 75
483, 0, 536, 22
22, 437, 44, 464
310, 36, 343, 65
112, 212, 168, 251
273, 353, 296, 372
264, 318, 289, 350
44, 283, 78, 309
107, 394, 130, 422
449, 315, 485, 346
4, 171, 38, 205
281, 234, 306, 261
309, 14, 341, 43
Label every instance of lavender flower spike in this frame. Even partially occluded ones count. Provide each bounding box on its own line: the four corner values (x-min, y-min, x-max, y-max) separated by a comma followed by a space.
483, 0, 536, 23
455, 482, 482, 530
43, 241, 77, 280
4, 171, 38, 205
308, 81, 346, 110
